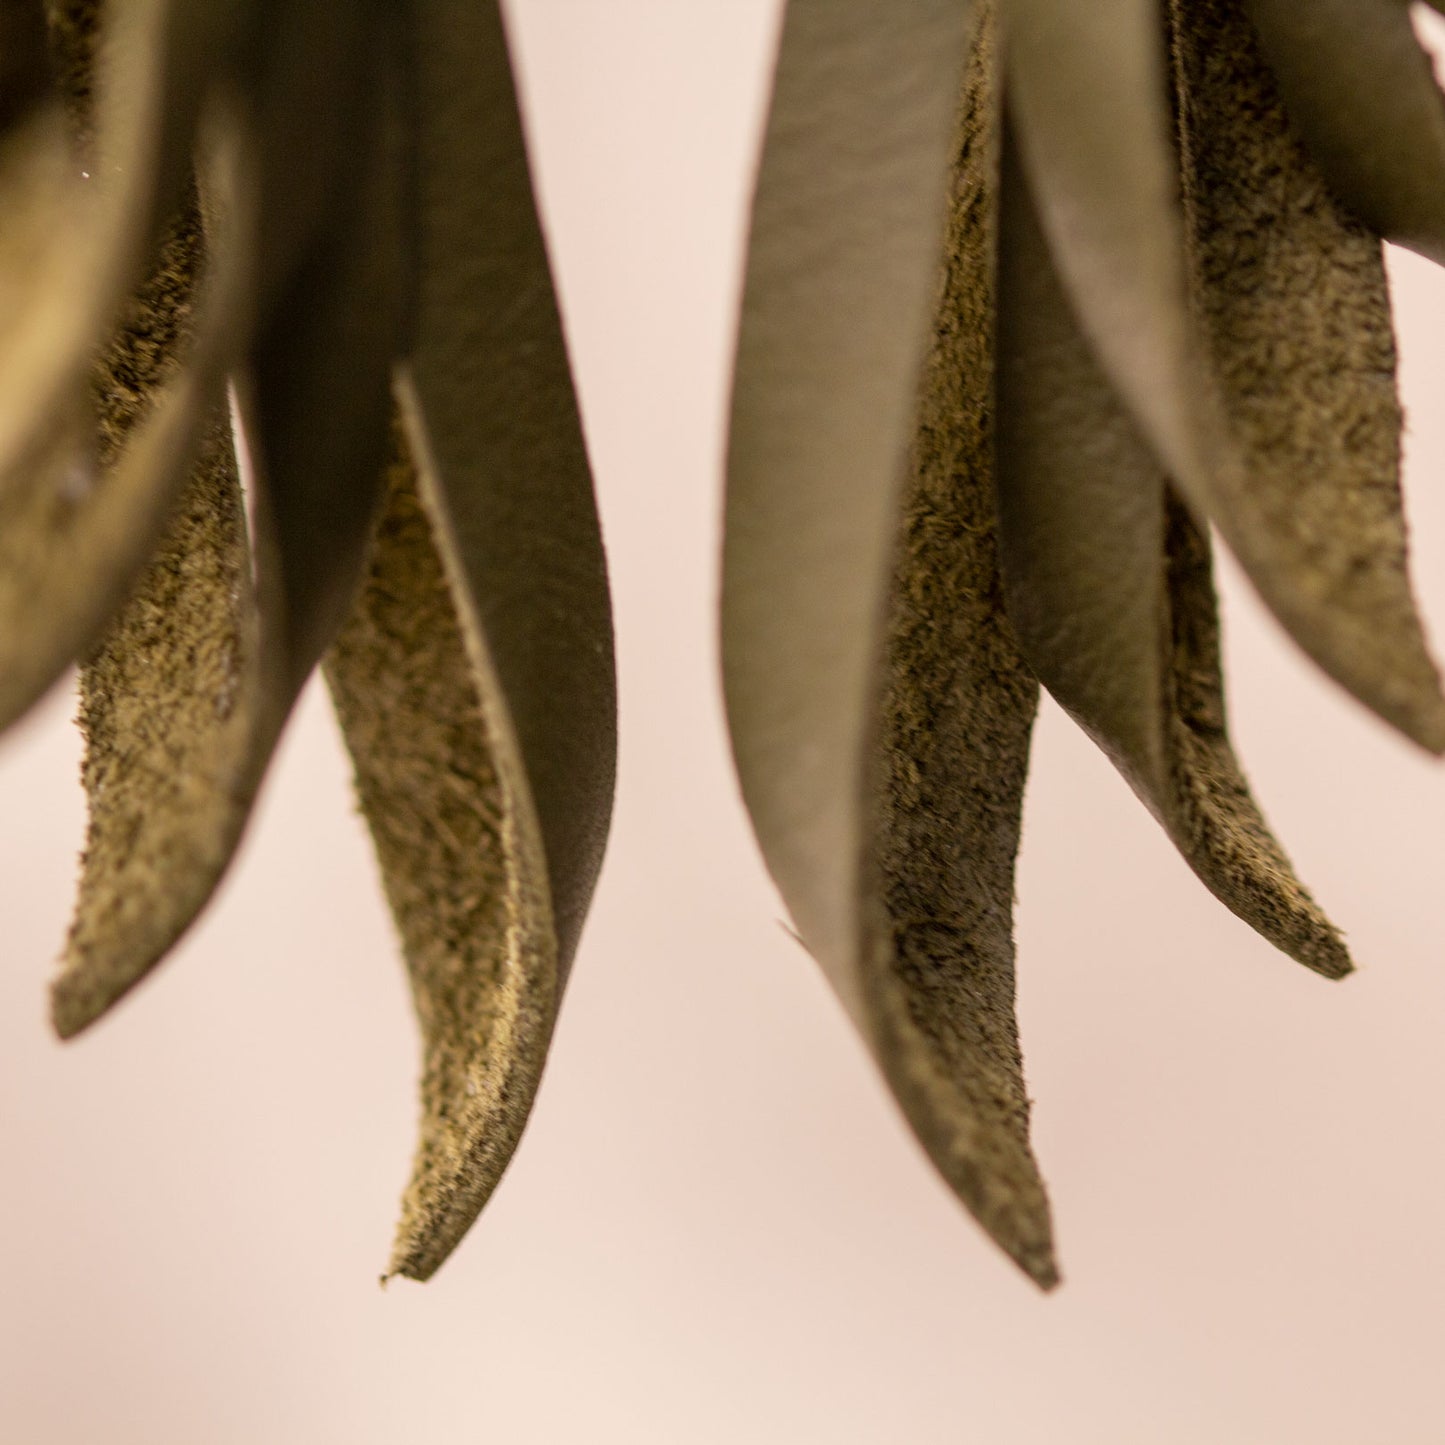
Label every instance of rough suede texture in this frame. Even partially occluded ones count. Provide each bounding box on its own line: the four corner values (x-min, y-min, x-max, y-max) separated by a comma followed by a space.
52, 0, 415, 1039
326, 448, 555, 1283
995, 114, 1350, 981
34, 5, 262, 1035
404, 0, 617, 983
1161, 496, 1349, 978
0, 4, 174, 733
59, 406, 258, 1036
1171, 0, 1445, 753
1244, 0, 1445, 268
876, 8, 1058, 1289
17, 0, 611, 1285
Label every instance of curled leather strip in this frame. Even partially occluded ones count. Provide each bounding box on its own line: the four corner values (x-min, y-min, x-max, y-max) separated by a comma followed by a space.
995, 121, 1350, 980
326, 416, 557, 1284
725, 0, 980, 1017
55, 0, 405, 1036
0, 0, 218, 490
24, 0, 616, 1282
877, 11, 1057, 1287
727, 0, 1059, 1285
1245, 0, 1445, 268
1170, 0, 1445, 752
400, 0, 616, 980
1001, 0, 1444, 752
727, 0, 1445, 1285
322, 0, 616, 1281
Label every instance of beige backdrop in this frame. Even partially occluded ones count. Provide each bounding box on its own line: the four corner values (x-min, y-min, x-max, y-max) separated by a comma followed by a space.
4, 4, 1445, 1442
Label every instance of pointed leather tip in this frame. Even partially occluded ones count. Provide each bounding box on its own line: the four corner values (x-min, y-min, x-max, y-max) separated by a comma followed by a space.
1379, 690, 1445, 758
384, 1151, 513, 1285
49, 965, 130, 1041
386, 1231, 447, 1285
1228, 527, 1445, 759
50, 856, 239, 1042
1290, 930, 1354, 983
975, 1183, 1060, 1291
1314, 615, 1445, 757
1011, 1232, 1061, 1292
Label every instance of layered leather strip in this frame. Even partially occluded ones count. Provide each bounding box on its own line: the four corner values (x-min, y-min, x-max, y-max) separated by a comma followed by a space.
0, 1, 253, 731
877, 10, 1057, 1287
724, 0, 979, 1009
43, 0, 615, 1282
1173, 0, 1445, 751
399, 0, 615, 980
326, 422, 557, 1283
1000, 0, 1218, 495
1245, 0, 1445, 267
726, 0, 1057, 1285
0, 0, 216, 492
995, 122, 1350, 979
1002, 0, 1444, 755
328, 0, 617, 1277
54, 0, 406, 1035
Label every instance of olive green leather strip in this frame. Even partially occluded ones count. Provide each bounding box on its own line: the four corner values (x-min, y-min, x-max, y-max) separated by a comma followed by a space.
0, 2, 263, 733
327, 424, 557, 1283
0, 0, 209, 488
56, 409, 260, 1038
996, 128, 1350, 979
727, 0, 1058, 1286
1245, 0, 1445, 267
1161, 498, 1350, 979
1171, 0, 1445, 752
404, 0, 616, 978
724, 0, 978, 1011
322, 0, 614, 1273
1004, 0, 1443, 754
995, 120, 1168, 805
0, 190, 246, 736
53, 4, 404, 1035
239, 14, 403, 702
1001, 0, 1219, 496
875, 9, 1057, 1288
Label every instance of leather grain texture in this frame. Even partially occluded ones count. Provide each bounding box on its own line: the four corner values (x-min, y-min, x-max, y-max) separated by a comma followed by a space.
1005, 0, 1445, 755
876, 12, 1057, 1287
724, 0, 979, 1008
1002, 0, 1216, 496
54, 0, 408, 1035
1245, 0, 1445, 267
726, 0, 1059, 1286
1171, 0, 1445, 752
403, 0, 616, 979
316, 0, 617, 1277
0, 1, 242, 732
327, 434, 557, 1283
996, 124, 1350, 979
34, 0, 614, 1280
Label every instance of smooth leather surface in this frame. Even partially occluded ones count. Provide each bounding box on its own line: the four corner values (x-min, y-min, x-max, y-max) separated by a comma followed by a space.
725, 0, 1061, 1288
724, 0, 978, 1013
996, 120, 1169, 806
1002, 0, 1217, 498
996, 124, 1349, 980
1247, 0, 1445, 267
406, 0, 616, 979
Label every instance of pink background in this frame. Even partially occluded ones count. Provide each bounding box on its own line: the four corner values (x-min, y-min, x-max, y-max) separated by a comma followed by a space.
3, 4, 1444, 1440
